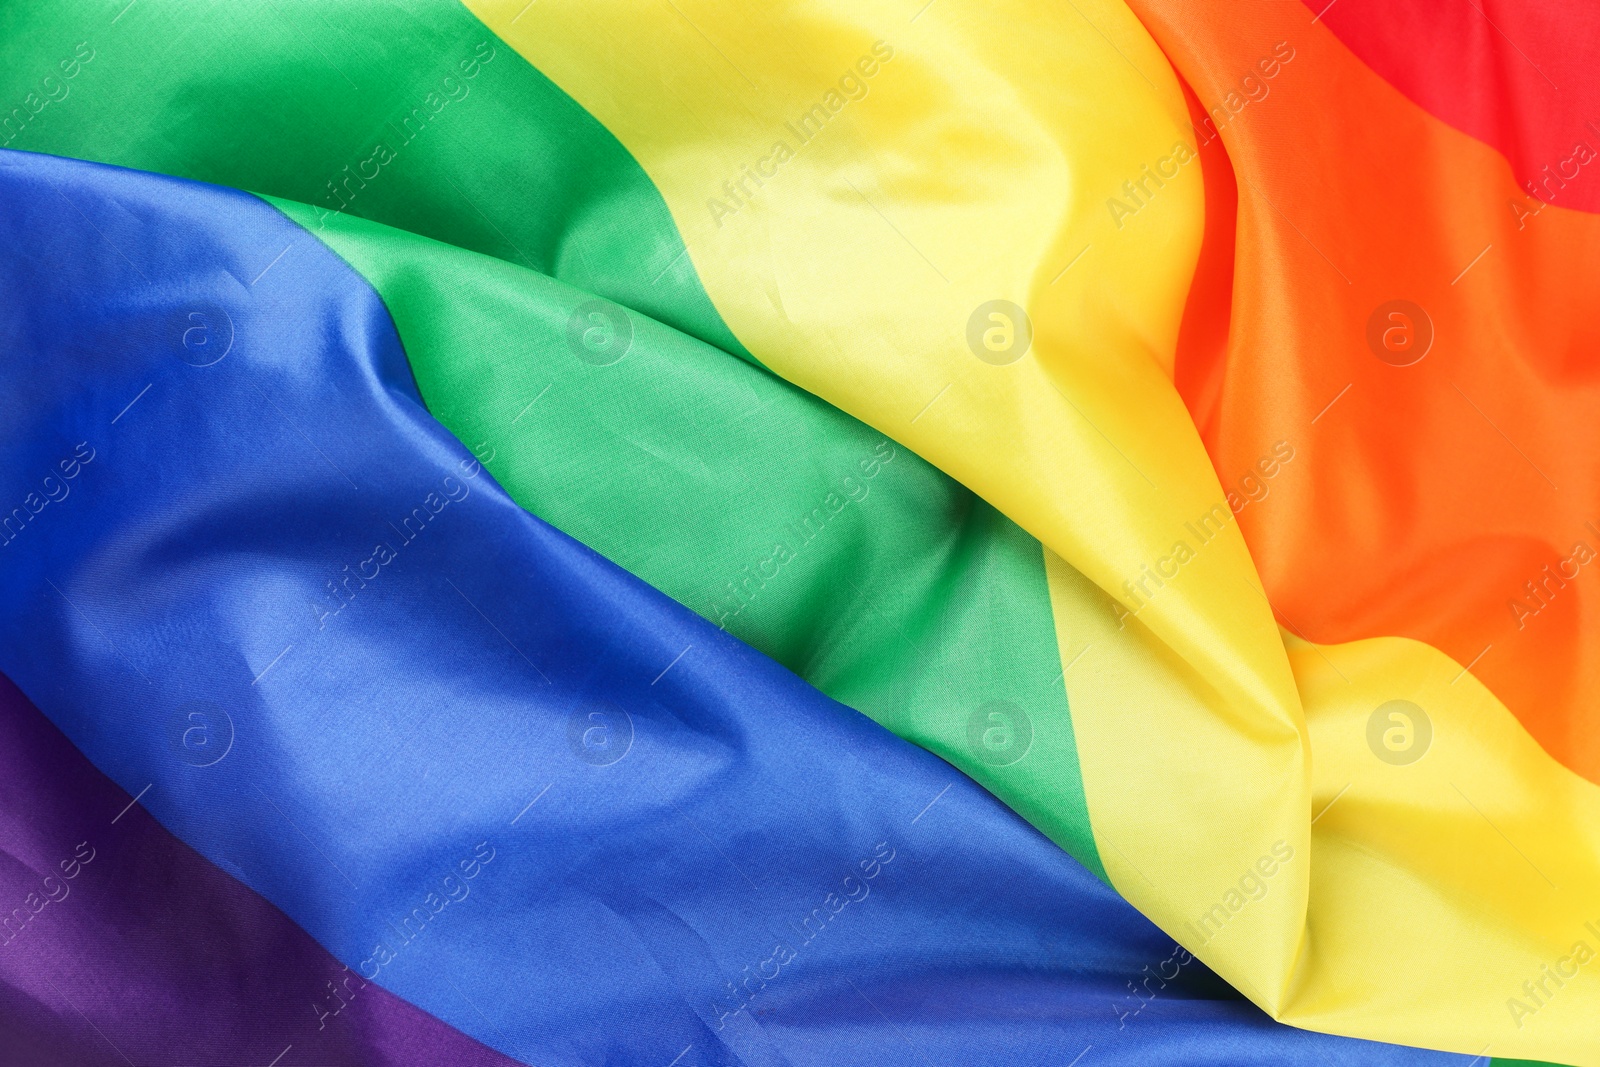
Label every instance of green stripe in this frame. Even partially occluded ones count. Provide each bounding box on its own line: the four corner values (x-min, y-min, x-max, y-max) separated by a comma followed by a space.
0, 0, 743, 360
271, 196, 1104, 877
2, 0, 1103, 878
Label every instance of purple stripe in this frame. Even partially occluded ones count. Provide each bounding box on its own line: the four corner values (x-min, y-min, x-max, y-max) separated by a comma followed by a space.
0, 671, 521, 1067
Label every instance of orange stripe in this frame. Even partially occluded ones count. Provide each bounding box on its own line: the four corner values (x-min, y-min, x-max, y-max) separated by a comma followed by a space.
1135, 0, 1600, 782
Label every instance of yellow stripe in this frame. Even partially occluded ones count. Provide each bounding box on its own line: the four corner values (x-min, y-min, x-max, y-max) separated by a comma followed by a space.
1288, 631, 1600, 1059
472, 1, 1600, 1060
1041, 552, 1308, 1001
466, 0, 1301, 806
464, 0, 1292, 747
1048, 545, 1600, 1062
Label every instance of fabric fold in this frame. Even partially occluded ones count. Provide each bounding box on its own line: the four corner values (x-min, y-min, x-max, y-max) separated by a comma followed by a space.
0, 146, 1460, 1066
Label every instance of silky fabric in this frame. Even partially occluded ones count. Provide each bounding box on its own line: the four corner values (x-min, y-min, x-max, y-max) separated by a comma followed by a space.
0, 672, 521, 1066
1124, 2, 1600, 1059
0, 0, 1096, 874
1144, 0, 1600, 786
467, 3, 1600, 1060
1308, 0, 1600, 212
2, 2, 1590, 1060
0, 0, 745, 361
0, 149, 1468, 1066
269, 194, 1100, 882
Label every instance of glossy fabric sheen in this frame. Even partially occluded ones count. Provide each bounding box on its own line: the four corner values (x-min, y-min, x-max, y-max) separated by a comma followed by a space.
0, 0, 746, 363
0, 673, 520, 1066
1309, 0, 1600, 213
268, 194, 1101, 881
0, 150, 1463, 1066
477, 2, 1600, 1060
1146, 0, 1600, 785
468, 0, 1308, 1028
0, 0, 1098, 872
1125, 2, 1600, 1060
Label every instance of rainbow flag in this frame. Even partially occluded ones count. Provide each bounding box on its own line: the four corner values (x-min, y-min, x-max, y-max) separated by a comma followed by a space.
0, 1, 1592, 1064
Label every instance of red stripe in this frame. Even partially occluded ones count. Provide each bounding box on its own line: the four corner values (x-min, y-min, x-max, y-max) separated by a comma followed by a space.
1307, 0, 1600, 212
